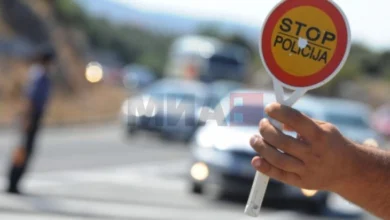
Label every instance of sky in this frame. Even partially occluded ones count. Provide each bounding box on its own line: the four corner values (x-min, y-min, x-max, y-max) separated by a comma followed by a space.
113, 0, 390, 51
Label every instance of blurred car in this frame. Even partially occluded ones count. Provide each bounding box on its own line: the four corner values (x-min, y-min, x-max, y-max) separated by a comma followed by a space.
297, 97, 386, 147
122, 64, 156, 90
120, 78, 210, 142
164, 35, 250, 83
188, 90, 382, 213
189, 90, 328, 212
206, 80, 244, 109
372, 104, 390, 138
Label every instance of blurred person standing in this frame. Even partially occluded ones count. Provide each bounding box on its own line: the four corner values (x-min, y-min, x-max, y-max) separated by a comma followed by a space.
6, 45, 56, 194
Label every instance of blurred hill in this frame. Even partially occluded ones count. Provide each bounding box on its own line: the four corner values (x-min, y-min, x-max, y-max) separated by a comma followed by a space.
0, 0, 389, 127
0, 0, 88, 97
74, 0, 390, 107
0, 0, 126, 127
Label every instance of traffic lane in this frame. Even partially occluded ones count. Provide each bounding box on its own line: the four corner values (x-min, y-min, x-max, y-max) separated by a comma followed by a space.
0, 125, 189, 174
0, 125, 381, 219
7, 159, 364, 219
0, 181, 349, 220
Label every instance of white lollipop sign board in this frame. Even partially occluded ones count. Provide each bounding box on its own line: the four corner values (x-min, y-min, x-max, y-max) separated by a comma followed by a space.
245, 0, 351, 217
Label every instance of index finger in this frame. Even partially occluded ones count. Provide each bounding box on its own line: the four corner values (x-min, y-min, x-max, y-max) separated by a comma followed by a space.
265, 103, 322, 142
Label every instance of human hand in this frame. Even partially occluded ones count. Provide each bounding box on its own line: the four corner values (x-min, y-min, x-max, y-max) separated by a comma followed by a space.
250, 103, 359, 192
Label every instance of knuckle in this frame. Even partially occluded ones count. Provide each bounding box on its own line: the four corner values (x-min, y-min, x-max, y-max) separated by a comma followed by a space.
255, 139, 266, 154
326, 123, 339, 134
259, 120, 271, 136
265, 103, 279, 116
311, 127, 326, 142
259, 124, 267, 136
260, 160, 271, 173
289, 108, 304, 124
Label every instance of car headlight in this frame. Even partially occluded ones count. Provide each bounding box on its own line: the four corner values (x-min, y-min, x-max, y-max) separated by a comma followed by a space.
190, 162, 209, 181
201, 133, 241, 150
195, 128, 230, 149
301, 189, 318, 197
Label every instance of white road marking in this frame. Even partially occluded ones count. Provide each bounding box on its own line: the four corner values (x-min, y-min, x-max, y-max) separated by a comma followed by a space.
0, 159, 188, 191
0, 193, 292, 220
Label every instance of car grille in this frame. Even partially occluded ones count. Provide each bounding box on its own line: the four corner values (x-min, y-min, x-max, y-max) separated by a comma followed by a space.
228, 149, 285, 193
230, 149, 257, 161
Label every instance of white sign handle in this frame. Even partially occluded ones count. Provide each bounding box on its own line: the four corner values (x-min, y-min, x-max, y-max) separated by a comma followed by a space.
244, 80, 306, 217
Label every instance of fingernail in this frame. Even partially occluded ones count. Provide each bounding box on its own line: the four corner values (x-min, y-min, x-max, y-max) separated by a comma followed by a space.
253, 159, 261, 168
265, 103, 272, 111
250, 135, 258, 146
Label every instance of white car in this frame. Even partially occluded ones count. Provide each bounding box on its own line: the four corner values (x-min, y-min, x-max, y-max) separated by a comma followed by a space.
189, 89, 380, 215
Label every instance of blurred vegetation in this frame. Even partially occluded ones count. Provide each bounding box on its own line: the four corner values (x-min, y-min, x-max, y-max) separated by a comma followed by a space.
196, 24, 256, 56
53, 0, 174, 75
52, 0, 390, 100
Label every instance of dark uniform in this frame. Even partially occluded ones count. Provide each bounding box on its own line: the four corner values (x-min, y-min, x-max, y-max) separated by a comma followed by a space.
7, 50, 54, 194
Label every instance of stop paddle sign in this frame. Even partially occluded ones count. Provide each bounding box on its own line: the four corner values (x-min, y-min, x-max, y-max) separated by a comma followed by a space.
245, 0, 351, 217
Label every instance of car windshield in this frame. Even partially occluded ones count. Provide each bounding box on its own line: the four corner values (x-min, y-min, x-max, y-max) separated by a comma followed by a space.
209, 55, 242, 66
207, 83, 242, 108
208, 55, 243, 73
145, 82, 207, 104
225, 105, 265, 126
325, 113, 369, 128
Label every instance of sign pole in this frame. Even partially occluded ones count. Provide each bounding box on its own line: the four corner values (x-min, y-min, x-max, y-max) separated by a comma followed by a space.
245, 81, 306, 217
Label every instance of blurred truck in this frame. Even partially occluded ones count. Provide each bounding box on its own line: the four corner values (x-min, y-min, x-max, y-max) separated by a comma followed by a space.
164, 35, 250, 83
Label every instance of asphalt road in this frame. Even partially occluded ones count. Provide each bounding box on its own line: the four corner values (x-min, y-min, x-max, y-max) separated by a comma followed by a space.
0, 124, 381, 220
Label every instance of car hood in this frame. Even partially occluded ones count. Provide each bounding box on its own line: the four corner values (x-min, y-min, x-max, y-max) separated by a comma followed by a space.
211, 126, 258, 153
202, 125, 294, 153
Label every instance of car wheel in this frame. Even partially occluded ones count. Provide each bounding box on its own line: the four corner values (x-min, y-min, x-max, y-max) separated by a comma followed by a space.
203, 182, 226, 201
183, 132, 195, 144
160, 130, 173, 140
125, 125, 137, 137
306, 197, 327, 214
190, 181, 203, 194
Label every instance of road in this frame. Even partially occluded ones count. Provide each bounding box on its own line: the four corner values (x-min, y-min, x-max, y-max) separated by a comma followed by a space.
0, 124, 380, 220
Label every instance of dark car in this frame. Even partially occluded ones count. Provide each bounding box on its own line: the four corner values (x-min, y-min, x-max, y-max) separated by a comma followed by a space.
200, 45, 249, 83
188, 90, 328, 212
206, 80, 244, 108
122, 64, 156, 90
120, 79, 210, 142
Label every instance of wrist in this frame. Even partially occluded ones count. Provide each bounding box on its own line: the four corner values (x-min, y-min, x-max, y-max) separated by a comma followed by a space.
331, 143, 390, 218
331, 142, 390, 195
330, 142, 374, 194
